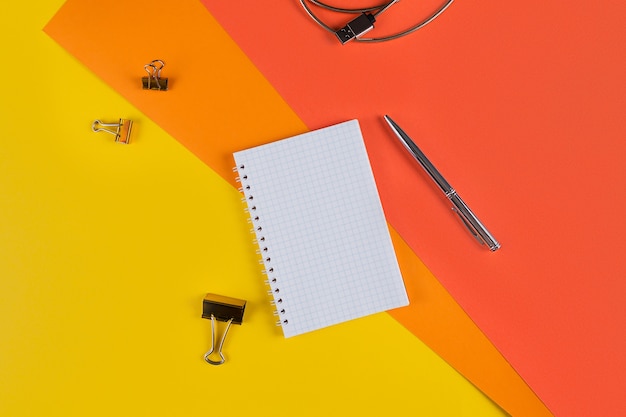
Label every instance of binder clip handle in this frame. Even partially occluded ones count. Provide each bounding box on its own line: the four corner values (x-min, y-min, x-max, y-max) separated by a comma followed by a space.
142, 59, 168, 91
202, 293, 246, 366
91, 119, 133, 144
203, 315, 234, 365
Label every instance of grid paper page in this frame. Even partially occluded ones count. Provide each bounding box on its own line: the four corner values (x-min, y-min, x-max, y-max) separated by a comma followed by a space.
234, 120, 408, 337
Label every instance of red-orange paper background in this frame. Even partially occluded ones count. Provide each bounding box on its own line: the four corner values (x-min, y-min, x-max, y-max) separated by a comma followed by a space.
201, 2, 626, 416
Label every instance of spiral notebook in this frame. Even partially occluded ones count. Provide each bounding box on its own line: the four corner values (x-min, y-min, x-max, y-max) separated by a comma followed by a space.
234, 120, 409, 337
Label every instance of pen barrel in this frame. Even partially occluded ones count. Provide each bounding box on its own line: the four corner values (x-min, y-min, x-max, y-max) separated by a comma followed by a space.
447, 192, 500, 251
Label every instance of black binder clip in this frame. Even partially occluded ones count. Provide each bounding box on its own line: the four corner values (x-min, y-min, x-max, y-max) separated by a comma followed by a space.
142, 59, 168, 91
91, 119, 133, 144
202, 293, 246, 365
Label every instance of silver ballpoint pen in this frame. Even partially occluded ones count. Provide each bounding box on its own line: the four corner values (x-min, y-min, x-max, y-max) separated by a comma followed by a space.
384, 115, 501, 251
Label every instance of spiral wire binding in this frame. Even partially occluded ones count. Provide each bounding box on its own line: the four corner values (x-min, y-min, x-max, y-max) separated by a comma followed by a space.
234, 164, 289, 328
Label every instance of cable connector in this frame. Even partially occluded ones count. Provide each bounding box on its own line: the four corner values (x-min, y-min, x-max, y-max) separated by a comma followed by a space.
334, 13, 376, 44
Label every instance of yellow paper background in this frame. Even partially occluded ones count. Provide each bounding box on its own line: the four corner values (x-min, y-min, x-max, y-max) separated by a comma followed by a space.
0, 2, 505, 416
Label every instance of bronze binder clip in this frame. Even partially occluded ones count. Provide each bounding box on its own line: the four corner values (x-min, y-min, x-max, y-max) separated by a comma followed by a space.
142, 59, 168, 91
202, 293, 246, 365
91, 119, 133, 144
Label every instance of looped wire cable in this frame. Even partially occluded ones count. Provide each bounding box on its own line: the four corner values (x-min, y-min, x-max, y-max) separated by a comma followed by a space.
299, 0, 455, 43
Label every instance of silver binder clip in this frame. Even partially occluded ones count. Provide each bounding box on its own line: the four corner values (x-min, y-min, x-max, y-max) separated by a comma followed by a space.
91, 119, 133, 144
142, 59, 168, 91
202, 293, 246, 365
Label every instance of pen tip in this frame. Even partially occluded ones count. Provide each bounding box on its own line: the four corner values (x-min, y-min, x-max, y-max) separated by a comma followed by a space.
383, 115, 396, 128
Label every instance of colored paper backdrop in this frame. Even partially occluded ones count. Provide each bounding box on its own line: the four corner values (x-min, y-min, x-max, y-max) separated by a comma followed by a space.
40, 0, 604, 414
1, 2, 504, 417
42, 0, 555, 416
7, 0, 623, 416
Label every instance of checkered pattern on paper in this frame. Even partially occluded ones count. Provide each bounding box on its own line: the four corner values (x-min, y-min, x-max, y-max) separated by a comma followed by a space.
234, 120, 408, 337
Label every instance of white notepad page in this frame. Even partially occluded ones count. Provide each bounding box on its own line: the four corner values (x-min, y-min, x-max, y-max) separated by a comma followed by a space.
234, 120, 408, 337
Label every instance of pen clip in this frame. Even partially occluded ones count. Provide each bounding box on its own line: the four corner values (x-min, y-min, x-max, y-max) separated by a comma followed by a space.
452, 206, 485, 246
